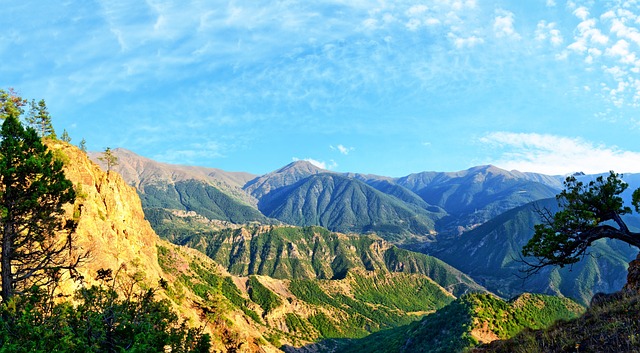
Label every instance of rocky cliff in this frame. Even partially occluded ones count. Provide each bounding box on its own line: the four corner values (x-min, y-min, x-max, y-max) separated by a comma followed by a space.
51, 141, 278, 352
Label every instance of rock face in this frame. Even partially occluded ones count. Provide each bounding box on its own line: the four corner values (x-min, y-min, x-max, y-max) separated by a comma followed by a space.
51, 141, 163, 290
52, 141, 278, 352
624, 253, 640, 292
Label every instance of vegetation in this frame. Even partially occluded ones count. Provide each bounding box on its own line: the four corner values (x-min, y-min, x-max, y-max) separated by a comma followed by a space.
141, 180, 266, 233
257, 173, 443, 242
173, 225, 482, 296
0, 90, 80, 301
475, 292, 640, 353
247, 276, 282, 315
0, 269, 210, 352
25, 98, 56, 139
341, 293, 584, 353
98, 147, 118, 174
522, 172, 640, 275
78, 138, 87, 153
60, 129, 71, 143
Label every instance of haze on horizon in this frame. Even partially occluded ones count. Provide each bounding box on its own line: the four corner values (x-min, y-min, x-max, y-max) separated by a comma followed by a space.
2, 0, 640, 176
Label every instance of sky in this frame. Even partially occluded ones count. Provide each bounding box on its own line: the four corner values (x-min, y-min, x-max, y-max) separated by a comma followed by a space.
2, 0, 640, 177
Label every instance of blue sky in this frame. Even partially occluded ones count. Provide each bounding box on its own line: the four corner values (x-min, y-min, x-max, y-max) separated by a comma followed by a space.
2, 0, 640, 176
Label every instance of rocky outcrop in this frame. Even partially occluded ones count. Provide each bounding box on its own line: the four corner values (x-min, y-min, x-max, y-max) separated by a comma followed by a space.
49, 141, 163, 291
623, 253, 640, 292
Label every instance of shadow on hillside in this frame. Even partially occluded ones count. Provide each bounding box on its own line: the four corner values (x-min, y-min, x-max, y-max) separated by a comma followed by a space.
280, 338, 352, 353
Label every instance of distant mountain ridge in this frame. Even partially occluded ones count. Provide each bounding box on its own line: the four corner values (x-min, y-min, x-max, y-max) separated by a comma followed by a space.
91, 149, 564, 243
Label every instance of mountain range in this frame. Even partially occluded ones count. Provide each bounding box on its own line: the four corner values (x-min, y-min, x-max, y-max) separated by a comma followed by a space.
90, 148, 640, 306
94, 149, 565, 240
42, 143, 636, 352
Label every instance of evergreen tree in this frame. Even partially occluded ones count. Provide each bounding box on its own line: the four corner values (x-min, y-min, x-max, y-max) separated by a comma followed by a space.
0, 108, 78, 301
0, 89, 26, 119
98, 147, 119, 173
60, 129, 71, 143
26, 99, 56, 139
78, 138, 87, 153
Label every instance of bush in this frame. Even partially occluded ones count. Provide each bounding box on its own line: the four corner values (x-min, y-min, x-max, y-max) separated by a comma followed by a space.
0, 274, 211, 352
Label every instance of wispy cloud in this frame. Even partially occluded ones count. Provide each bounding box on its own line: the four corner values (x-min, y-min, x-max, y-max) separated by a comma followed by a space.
330, 144, 354, 155
480, 132, 640, 174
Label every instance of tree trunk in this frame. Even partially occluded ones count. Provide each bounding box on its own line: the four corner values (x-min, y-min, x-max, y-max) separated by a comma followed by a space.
1, 221, 13, 302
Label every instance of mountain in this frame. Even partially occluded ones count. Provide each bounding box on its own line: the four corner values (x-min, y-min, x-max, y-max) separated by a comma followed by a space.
63, 142, 477, 351
244, 160, 327, 199
94, 150, 564, 242
140, 179, 268, 224
91, 147, 257, 204
53, 141, 280, 351
91, 148, 268, 227
175, 225, 483, 297
257, 174, 445, 242
415, 197, 638, 304
396, 165, 562, 234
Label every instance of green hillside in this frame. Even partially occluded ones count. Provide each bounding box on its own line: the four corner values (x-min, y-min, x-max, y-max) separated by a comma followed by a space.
156, 236, 476, 349
338, 293, 584, 353
396, 165, 560, 233
176, 225, 483, 297
140, 179, 267, 224
475, 291, 640, 353
258, 174, 444, 242
421, 198, 636, 304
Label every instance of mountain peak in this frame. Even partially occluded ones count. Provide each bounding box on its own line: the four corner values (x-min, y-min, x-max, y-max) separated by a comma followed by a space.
276, 160, 327, 174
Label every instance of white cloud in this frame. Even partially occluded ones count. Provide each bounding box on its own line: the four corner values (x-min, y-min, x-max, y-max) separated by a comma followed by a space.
331, 144, 354, 155
480, 132, 640, 174
493, 10, 519, 39
449, 33, 484, 48
546, 0, 556, 7
406, 5, 429, 17
573, 6, 590, 21
535, 21, 563, 46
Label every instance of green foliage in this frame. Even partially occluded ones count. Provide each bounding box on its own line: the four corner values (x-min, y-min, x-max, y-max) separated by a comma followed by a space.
140, 180, 266, 240
522, 172, 640, 274
156, 246, 263, 325
350, 272, 452, 312
0, 108, 77, 301
247, 276, 282, 315
98, 147, 118, 173
25, 99, 56, 139
284, 313, 314, 338
258, 173, 441, 241
288, 276, 444, 340
60, 129, 71, 143
481, 292, 640, 353
0, 281, 210, 352
342, 293, 584, 353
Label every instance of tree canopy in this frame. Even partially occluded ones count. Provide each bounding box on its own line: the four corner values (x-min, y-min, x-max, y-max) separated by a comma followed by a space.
0, 97, 79, 301
522, 172, 640, 275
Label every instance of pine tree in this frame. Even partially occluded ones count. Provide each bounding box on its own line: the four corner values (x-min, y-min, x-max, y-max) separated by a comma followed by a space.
60, 129, 71, 143
98, 147, 119, 174
25, 99, 56, 139
78, 138, 87, 153
0, 106, 78, 301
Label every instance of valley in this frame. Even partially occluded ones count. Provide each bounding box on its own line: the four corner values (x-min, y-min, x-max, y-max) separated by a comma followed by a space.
81, 147, 640, 351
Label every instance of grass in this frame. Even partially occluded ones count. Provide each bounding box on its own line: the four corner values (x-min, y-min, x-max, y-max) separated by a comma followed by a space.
340, 292, 584, 353
474, 291, 640, 353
